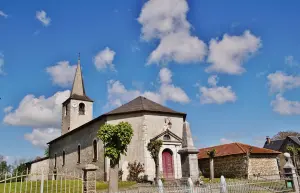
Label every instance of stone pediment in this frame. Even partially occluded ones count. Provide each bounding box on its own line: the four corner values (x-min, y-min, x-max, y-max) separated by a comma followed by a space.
151, 129, 182, 143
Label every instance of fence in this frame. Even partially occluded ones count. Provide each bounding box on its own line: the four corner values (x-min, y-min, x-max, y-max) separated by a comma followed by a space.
0, 170, 83, 193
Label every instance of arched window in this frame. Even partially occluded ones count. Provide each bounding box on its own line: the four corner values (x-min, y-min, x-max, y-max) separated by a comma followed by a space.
93, 140, 98, 161
163, 134, 171, 140
54, 154, 57, 168
77, 145, 81, 163
62, 151, 65, 166
79, 103, 85, 115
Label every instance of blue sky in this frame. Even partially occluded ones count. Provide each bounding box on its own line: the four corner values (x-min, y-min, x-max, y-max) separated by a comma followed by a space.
1, 0, 300, 163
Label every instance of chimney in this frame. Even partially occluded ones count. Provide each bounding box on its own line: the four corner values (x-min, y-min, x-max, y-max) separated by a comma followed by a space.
266, 136, 271, 144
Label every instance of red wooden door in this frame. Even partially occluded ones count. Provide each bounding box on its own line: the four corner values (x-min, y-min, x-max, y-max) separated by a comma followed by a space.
162, 150, 174, 179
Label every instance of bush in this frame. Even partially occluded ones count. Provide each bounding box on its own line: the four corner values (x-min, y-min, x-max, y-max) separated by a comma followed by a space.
119, 169, 123, 180
127, 161, 145, 182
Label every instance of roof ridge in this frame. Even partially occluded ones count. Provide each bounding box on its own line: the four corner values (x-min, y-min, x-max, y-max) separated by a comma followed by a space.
140, 96, 145, 110
235, 142, 247, 153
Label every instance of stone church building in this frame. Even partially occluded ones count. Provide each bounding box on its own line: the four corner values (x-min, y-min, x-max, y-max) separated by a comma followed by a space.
27, 58, 199, 182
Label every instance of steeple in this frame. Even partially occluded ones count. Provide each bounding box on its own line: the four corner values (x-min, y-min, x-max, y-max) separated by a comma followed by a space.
71, 53, 86, 96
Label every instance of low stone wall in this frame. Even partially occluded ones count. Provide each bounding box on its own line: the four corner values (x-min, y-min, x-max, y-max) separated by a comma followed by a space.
248, 154, 280, 179
198, 154, 247, 178
28, 158, 49, 181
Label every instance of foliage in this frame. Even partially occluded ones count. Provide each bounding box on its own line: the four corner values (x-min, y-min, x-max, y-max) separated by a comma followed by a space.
126, 161, 145, 182
44, 147, 49, 157
147, 140, 163, 162
272, 131, 300, 140
118, 169, 123, 180
0, 155, 11, 181
286, 145, 300, 156
97, 122, 134, 166
206, 149, 216, 158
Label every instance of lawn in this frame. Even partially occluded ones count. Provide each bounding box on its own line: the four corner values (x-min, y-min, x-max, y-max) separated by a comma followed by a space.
0, 180, 136, 193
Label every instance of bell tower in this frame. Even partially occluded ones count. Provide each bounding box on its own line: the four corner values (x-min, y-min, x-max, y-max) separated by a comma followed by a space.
61, 54, 93, 135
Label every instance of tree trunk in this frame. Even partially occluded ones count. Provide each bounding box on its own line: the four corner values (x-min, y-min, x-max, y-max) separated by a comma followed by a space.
209, 158, 214, 180
109, 161, 119, 193
155, 157, 160, 185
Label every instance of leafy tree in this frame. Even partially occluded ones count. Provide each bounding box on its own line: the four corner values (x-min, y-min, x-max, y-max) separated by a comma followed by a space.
127, 161, 145, 182
12, 161, 27, 181
97, 122, 133, 193
206, 149, 216, 180
272, 131, 300, 140
147, 139, 162, 184
286, 145, 300, 168
44, 147, 49, 157
0, 155, 11, 181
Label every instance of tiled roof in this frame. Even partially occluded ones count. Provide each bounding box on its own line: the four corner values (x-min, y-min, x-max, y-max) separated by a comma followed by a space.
288, 136, 300, 146
198, 142, 281, 159
104, 96, 186, 117
263, 139, 284, 151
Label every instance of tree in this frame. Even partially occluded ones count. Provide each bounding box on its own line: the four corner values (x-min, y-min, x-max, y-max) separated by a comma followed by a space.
272, 131, 300, 140
286, 145, 300, 168
97, 122, 133, 193
147, 139, 162, 184
0, 155, 11, 181
207, 149, 216, 180
44, 147, 49, 157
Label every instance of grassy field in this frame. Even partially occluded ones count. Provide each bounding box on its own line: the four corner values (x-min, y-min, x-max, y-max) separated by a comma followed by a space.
0, 180, 136, 193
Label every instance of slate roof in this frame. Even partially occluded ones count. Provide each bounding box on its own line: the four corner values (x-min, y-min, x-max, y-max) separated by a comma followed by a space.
104, 96, 186, 118
263, 139, 285, 151
289, 136, 300, 146
63, 94, 93, 105
198, 142, 281, 159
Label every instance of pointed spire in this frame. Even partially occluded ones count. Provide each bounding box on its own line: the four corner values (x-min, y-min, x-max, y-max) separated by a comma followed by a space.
71, 53, 86, 96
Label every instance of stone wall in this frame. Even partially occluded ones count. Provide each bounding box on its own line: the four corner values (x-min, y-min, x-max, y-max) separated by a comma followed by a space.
248, 154, 280, 179
49, 118, 106, 181
29, 158, 49, 181
198, 154, 247, 178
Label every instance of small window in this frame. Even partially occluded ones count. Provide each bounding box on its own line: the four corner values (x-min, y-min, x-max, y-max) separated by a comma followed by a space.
79, 103, 85, 115
77, 145, 81, 163
93, 140, 97, 161
54, 154, 57, 168
65, 105, 68, 116
163, 134, 171, 140
62, 151, 65, 166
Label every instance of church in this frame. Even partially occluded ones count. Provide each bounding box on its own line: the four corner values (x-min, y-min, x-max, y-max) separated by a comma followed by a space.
27, 57, 199, 182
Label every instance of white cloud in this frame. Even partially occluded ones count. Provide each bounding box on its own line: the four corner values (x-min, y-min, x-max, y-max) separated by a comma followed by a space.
24, 128, 60, 149
206, 30, 261, 75
105, 67, 189, 108
0, 10, 8, 18
3, 90, 70, 128
3, 106, 12, 113
220, 138, 233, 144
267, 71, 300, 94
285, 55, 298, 67
271, 94, 300, 115
36, 10, 51, 27
199, 75, 237, 104
46, 61, 77, 87
147, 32, 207, 64
0, 53, 4, 75
138, 0, 206, 65
93, 47, 116, 71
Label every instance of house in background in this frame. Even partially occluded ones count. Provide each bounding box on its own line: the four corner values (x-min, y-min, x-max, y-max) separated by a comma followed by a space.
198, 143, 281, 179
263, 136, 300, 173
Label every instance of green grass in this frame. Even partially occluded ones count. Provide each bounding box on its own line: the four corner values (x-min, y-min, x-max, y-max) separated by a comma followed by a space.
0, 180, 136, 193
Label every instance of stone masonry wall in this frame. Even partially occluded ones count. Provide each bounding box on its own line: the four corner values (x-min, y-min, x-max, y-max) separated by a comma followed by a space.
49, 118, 106, 181
198, 154, 247, 178
248, 154, 280, 179
29, 159, 49, 181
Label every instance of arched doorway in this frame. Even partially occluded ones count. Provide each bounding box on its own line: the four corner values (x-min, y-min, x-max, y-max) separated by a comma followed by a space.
162, 149, 174, 180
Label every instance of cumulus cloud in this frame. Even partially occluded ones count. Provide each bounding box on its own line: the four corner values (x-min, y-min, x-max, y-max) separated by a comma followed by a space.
0, 10, 8, 18
267, 71, 300, 94
46, 61, 77, 87
93, 47, 116, 71
199, 75, 237, 104
3, 106, 12, 113
36, 10, 51, 26
0, 53, 4, 75
138, 0, 206, 65
3, 90, 70, 128
105, 67, 189, 108
24, 128, 60, 149
271, 94, 300, 115
206, 30, 261, 75
285, 55, 298, 67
